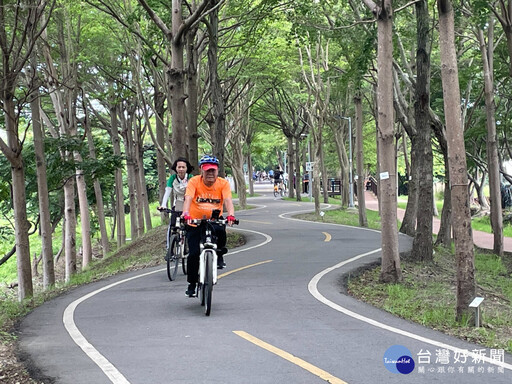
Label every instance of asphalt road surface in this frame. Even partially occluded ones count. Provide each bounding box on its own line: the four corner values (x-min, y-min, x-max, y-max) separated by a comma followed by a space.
19, 183, 512, 383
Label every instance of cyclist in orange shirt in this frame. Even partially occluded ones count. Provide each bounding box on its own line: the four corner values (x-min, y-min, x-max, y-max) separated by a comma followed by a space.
182, 155, 236, 297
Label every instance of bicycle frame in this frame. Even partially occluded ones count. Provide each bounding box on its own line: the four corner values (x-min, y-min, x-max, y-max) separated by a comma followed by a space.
198, 224, 218, 286
164, 212, 186, 256
174, 217, 187, 258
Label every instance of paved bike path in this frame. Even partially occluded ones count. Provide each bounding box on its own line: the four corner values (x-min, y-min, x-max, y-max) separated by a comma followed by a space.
19, 188, 512, 383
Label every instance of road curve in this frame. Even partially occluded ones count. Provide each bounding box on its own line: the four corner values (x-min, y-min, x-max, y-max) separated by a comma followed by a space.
19, 184, 512, 383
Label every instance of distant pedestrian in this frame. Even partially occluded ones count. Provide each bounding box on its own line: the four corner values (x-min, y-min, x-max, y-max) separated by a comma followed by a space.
303, 173, 309, 193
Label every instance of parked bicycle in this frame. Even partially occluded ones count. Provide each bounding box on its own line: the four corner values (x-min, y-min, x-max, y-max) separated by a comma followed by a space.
158, 207, 188, 281
189, 214, 239, 316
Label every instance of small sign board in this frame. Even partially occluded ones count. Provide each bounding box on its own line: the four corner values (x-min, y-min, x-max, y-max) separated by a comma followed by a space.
306, 162, 315, 172
380, 171, 389, 180
469, 297, 484, 308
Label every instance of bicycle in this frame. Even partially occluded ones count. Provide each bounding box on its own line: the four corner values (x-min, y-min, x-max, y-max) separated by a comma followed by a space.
273, 182, 285, 197
189, 213, 239, 316
158, 207, 188, 281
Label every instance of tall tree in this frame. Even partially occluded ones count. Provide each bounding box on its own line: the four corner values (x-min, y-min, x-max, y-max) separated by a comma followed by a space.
0, 0, 53, 299
490, 0, 512, 76
363, 0, 402, 283
137, 0, 211, 162
411, 0, 434, 262
438, 0, 475, 321
29, 20, 55, 288
206, 0, 227, 176
83, 111, 110, 258
354, 93, 368, 227
476, 21, 503, 256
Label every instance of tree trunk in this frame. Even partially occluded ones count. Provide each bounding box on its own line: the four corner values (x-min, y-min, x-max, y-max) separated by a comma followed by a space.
110, 103, 126, 246
134, 120, 151, 233
399, 147, 418, 237
432, 118, 451, 246
295, 137, 302, 202
355, 94, 367, 227
85, 123, 110, 258
287, 138, 295, 199
373, 84, 382, 214
438, 0, 475, 321
63, 176, 77, 281
68, 95, 92, 269
231, 138, 247, 209
12, 157, 33, 299
312, 130, 321, 215
169, 0, 188, 162
186, 27, 200, 167
401, 129, 411, 179
207, 2, 227, 176
247, 152, 254, 196
435, 136, 452, 247
492, 2, 512, 76
412, 0, 434, 262
477, 27, 503, 256
74, 153, 92, 268
70, 104, 92, 268
152, 64, 168, 223
333, 123, 349, 207
30, 67, 55, 288
122, 114, 139, 241
373, 1, 402, 283
319, 123, 329, 204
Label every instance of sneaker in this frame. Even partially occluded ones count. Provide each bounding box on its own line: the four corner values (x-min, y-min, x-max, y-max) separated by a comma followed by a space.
186, 283, 196, 297
217, 255, 226, 269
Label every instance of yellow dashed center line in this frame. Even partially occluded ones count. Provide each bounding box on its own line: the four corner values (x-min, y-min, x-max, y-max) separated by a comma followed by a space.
233, 331, 348, 384
242, 219, 273, 225
322, 232, 332, 242
218, 260, 273, 279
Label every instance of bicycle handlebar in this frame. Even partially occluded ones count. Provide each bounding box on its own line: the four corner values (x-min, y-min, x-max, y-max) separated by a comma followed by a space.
158, 207, 239, 225
189, 217, 239, 226
157, 207, 174, 214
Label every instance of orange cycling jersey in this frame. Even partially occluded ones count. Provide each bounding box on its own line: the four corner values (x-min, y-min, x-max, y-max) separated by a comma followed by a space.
185, 176, 232, 219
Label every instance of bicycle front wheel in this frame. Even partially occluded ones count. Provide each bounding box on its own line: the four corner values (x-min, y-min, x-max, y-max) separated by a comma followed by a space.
181, 237, 188, 275
166, 237, 179, 281
204, 251, 214, 316
273, 189, 278, 197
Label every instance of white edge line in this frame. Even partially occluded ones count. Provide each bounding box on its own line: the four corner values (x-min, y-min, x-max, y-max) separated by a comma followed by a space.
62, 227, 271, 384
279, 206, 512, 370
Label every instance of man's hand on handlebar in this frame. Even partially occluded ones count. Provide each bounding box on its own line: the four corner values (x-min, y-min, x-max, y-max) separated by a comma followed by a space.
226, 215, 236, 227
182, 212, 192, 225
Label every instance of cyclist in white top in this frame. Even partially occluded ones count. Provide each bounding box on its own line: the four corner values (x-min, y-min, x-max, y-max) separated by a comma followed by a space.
159, 157, 194, 231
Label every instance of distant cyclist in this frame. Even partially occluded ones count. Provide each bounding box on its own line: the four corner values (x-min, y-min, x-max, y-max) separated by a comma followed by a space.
182, 155, 236, 297
273, 166, 283, 187
158, 157, 194, 232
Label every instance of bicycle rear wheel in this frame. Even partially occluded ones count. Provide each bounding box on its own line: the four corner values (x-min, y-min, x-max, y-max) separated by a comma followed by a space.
204, 251, 214, 316
166, 237, 179, 281
273, 188, 278, 197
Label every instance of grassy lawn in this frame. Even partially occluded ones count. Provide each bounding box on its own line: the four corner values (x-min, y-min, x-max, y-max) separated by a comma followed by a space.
397, 196, 512, 237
